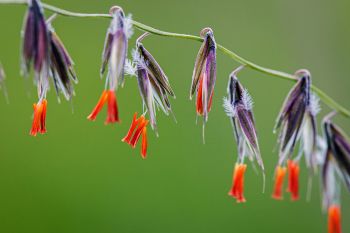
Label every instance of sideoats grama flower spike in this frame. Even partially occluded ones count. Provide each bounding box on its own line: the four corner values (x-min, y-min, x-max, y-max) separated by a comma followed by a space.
88, 6, 133, 124
224, 66, 265, 202
321, 112, 349, 233
100, 6, 130, 88
21, 1, 78, 136
224, 66, 264, 171
274, 69, 320, 167
322, 112, 350, 195
21, 0, 50, 136
273, 69, 321, 201
191, 27, 217, 139
126, 32, 176, 134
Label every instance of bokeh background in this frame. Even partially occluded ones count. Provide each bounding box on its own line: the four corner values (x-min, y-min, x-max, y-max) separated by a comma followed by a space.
0, 0, 349, 232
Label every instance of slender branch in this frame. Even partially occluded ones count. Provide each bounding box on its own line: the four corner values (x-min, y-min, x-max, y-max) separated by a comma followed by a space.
1, 0, 349, 117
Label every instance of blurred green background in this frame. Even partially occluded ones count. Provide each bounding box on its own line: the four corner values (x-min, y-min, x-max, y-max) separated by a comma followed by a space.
0, 0, 349, 232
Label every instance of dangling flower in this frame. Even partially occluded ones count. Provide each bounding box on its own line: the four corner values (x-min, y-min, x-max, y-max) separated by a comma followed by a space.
321, 112, 350, 233
322, 153, 341, 222
322, 112, 350, 203
21, 1, 77, 136
228, 163, 247, 203
21, 0, 50, 99
125, 33, 176, 135
323, 113, 350, 194
273, 69, 320, 200
275, 70, 320, 166
223, 66, 265, 202
122, 113, 149, 159
22, 0, 50, 136
88, 6, 133, 124
190, 27, 216, 140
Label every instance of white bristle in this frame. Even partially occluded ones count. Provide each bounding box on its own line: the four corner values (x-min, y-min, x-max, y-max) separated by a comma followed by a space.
223, 97, 236, 117
242, 88, 253, 110
124, 59, 137, 77
310, 94, 321, 116
124, 14, 134, 39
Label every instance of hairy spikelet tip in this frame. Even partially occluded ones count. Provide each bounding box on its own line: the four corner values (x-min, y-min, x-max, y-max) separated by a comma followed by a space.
124, 59, 137, 77
242, 88, 253, 110
132, 49, 146, 69
124, 14, 134, 39
310, 94, 321, 116
223, 97, 235, 117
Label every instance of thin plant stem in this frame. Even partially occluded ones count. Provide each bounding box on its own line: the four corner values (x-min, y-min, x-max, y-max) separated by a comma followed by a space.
0, 0, 349, 117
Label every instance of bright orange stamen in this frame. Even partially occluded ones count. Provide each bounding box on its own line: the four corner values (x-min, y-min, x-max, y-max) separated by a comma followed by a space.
287, 160, 300, 201
30, 99, 48, 136
40, 99, 47, 134
130, 116, 148, 148
272, 166, 287, 200
105, 90, 119, 124
122, 113, 139, 144
141, 127, 147, 159
196, 76, 203, 115
87, 90, 108, 121
328, 205, 341, 233
122, 113, 149, 159
30, 103, 40, 136
228, 163, 247, 203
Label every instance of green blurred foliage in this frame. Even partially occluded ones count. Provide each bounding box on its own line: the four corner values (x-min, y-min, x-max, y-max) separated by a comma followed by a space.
0, 0, 349, 233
